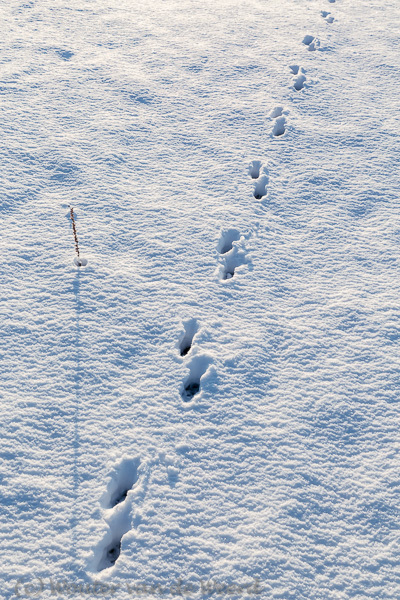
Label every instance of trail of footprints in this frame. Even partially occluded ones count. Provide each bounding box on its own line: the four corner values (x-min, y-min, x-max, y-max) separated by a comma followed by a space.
95, 451, 179, 572
96, 457, 141, 571
292, 4, 335, 91
179, 319, 211, 403
178, 229, 253, 404
302, 4, 335, 51
93, 0, 339, 571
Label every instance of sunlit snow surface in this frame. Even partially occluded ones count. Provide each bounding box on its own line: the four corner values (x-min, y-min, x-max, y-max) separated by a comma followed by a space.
1, 0, 400, 598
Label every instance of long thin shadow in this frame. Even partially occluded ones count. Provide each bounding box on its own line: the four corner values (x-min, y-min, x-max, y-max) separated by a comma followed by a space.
70, 270, 85, 577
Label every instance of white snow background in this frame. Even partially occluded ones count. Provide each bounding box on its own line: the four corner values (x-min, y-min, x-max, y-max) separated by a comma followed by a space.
1, 0, 400, 598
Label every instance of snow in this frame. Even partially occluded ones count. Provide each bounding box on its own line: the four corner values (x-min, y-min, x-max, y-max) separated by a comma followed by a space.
1, 0, 400, 598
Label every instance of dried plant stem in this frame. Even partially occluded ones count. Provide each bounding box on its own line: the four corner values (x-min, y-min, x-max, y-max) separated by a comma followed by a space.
70, 207, 80, 257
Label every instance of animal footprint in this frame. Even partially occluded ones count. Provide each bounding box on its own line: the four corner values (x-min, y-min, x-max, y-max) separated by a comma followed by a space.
217, 229, 250, 280
221, 250, 248, 279
248, 160, 262, 179
302, 35, 320, 51
289, 65, 307, 91
253, 168, 269, 200
217, 228, 240, 254
104, 457, 140, 508
179, 319, 199, 357
95, 457, 143, 572
180, 356, 211, 403
248, 161, 268, 199
270, 106, 288, 137
270, 106, 284, 118
101, 539, 122, 570
321, 11, 334, 22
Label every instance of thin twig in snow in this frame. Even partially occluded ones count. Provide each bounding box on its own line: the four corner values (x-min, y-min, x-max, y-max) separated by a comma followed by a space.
69, 206, 80, 258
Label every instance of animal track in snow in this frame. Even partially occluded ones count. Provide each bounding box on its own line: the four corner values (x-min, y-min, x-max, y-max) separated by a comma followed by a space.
252, 166, 269, 200
180, 356, 211, 403
221, 250, 247, 279
273, 117, 286, 136
270, 106, 288, 137
217, 228, 241, 254
217, 229, 250, 280
302, 35, 320, 51
179, 319, 199, 357
248, 160, 262, 179
249, 160, 268, 199
104, 457, 140, 508
321, 11, 334, 22
289, 65, 307, 91
96, 457, 144, 572
101, 539, 122, 570
270, 106, 283, 118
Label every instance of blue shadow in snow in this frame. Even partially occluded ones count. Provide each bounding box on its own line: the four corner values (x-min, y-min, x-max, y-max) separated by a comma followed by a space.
69, 269, 87, 579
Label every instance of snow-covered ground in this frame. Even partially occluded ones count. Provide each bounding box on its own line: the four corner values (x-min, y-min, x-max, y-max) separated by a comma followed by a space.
1, 0, 400, 598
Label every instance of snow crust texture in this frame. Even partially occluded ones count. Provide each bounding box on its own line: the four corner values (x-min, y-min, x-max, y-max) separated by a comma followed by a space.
1, 0, 400, 599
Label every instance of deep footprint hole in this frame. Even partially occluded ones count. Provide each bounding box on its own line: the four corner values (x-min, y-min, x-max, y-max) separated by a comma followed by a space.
107, 457, 140, 509
179, 319, 198, 357
181, 379, 200, 402
106, 541, 121, 565
98, 538, 122, 571
112, 489, 128, 506
253, 174, 268, 199
180, 357, 211, 403
223, 270, 235, 280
